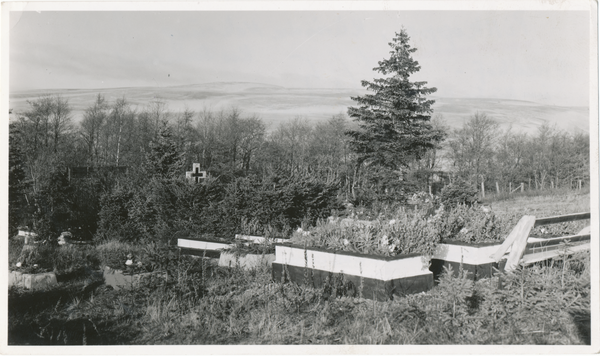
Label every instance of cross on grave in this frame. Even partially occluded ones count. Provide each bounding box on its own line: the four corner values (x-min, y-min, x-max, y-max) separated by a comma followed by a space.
186, 163, 207, 183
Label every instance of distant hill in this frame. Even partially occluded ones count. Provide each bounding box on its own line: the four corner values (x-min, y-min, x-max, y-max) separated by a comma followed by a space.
9, 82, 589, 134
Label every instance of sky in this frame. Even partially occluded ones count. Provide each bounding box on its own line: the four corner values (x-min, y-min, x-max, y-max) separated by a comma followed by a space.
8, 8, 591, 107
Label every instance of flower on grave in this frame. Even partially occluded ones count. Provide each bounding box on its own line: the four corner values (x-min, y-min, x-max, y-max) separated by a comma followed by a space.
389, 219, 396, 225
137, 261, 143, 268
302, 231, 310, 236
381, 235, 389, 246
541, 228, 547, 234
389, 244, 396, 252
460, 227, 469, 234
125, 254, 134, 266
15, 262, 21, 268
33, 264, 38, 268
297, 227, 303, 233
343, 239, 350, 246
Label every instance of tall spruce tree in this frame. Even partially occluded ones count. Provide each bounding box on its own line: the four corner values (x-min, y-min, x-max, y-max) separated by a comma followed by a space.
346, 29, 444, 173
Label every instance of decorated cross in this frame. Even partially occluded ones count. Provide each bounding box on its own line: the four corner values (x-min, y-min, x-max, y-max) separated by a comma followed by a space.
186, 163, 207, 183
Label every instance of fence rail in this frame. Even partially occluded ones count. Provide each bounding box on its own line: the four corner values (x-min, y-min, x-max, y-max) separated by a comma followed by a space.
533, 212, 591, 227
491, 212, 591, 272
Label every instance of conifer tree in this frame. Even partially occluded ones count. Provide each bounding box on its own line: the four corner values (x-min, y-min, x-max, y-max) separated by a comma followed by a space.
346, 29, 445, 173
144, 122, 185, 179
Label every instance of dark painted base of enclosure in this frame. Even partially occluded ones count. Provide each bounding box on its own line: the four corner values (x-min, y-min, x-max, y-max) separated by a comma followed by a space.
178, 247, 221, 259
272, 263, 433, 301
429, 259, 505, 282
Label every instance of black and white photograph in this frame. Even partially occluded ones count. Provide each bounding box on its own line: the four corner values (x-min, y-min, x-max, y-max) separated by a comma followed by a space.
3, 0, 598, 352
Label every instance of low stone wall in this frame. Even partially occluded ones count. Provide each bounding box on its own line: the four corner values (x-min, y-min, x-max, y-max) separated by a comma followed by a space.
9, 271, 58, 290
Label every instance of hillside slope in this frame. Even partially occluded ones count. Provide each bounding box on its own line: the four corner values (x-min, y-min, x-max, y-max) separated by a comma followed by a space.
9, 82, 589, 134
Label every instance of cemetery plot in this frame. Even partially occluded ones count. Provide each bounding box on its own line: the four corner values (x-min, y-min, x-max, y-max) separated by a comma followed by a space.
272, 243, 433, 301
9, 271, 58, 290
186, 163, 207, 183
103, 267, 167, 290
218, 251, 275, 269
177, 237, 232, 258
430, 241, 502, 281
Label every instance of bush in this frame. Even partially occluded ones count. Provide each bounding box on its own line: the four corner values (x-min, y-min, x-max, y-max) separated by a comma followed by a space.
440, 180, 479, 207
10, 243, 100, 275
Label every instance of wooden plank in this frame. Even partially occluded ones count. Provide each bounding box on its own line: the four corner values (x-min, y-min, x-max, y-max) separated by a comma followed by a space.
491, 215, 536, 262
521, 243, 590, 265
503, 216, 537, 272
526, 234, 590, 249
534, 212, 590, 227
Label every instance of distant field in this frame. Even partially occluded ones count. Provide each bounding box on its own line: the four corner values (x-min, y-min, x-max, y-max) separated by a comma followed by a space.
9, 82, 589, 134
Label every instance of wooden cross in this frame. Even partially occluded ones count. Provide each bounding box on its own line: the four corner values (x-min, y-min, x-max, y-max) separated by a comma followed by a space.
186, 163, 206, 183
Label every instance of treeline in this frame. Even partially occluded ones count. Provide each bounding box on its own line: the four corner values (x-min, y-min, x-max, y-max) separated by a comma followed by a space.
9, 94, 360, 242
444, 112, 590, 194
9, 94, 590, 242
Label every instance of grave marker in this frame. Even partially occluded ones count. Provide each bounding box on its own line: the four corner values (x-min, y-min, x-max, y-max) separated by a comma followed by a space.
186, 163, 207, 183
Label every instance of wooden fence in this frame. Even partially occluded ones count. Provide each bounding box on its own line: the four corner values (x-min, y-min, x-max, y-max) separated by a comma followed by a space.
491, 212, 591, 272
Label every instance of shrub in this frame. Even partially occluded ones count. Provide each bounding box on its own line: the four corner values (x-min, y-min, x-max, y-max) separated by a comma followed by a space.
290, 207, 441, 257
440, 180, 479, 207
10, 243, 100, 275
96, 241, 145, 270
430, 204, 510, 244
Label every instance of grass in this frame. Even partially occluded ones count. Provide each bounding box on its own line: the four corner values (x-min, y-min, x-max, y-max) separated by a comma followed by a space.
8, 250, 590, 345
7, 190, 592, 345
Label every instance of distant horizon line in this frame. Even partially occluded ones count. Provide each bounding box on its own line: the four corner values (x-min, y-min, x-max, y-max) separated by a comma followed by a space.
9, 81, 589, 109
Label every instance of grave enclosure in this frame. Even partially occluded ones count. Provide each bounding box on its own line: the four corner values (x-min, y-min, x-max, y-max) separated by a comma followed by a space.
175, 212, 590, 300
270, 212, 591, 300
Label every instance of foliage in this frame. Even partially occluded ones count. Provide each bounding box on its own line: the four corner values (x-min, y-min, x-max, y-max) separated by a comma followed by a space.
225, 240, 275, 257
96, 241, 146, 271
440, 179, 479, 207
144, 122, 185, 180
425, 203, 508, 244
346, 29, 443, 171
445, 116, 590, 196
289, 207, 441, 257
8, 249, 590, 345
10, 243, 100, 276
290, 200, 512, 255
9, 124, 29, 235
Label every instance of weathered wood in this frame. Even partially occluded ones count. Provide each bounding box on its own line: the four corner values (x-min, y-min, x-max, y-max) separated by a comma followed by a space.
491, 215, 536, 263
521, 242, 590, 265
526, 233, 591, 249
534, 212, 590, 226
504, 216, 537, 271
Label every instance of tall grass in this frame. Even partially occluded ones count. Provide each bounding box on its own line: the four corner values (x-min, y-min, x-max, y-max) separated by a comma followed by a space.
8, 192, 591, 345
9, 247, 590, 345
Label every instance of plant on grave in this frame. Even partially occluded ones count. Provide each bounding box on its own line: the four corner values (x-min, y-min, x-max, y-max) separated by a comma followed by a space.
96, 241, 148, 271
226, 240, 275, 258
290, 206, 442, 257
428, 203, 510, 244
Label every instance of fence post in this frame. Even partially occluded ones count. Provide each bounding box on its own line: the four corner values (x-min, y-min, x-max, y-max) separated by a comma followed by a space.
481, 181, 485, 198
509, 182, 512, 194
496, 182, 500, 194
521, 182, 524, 193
